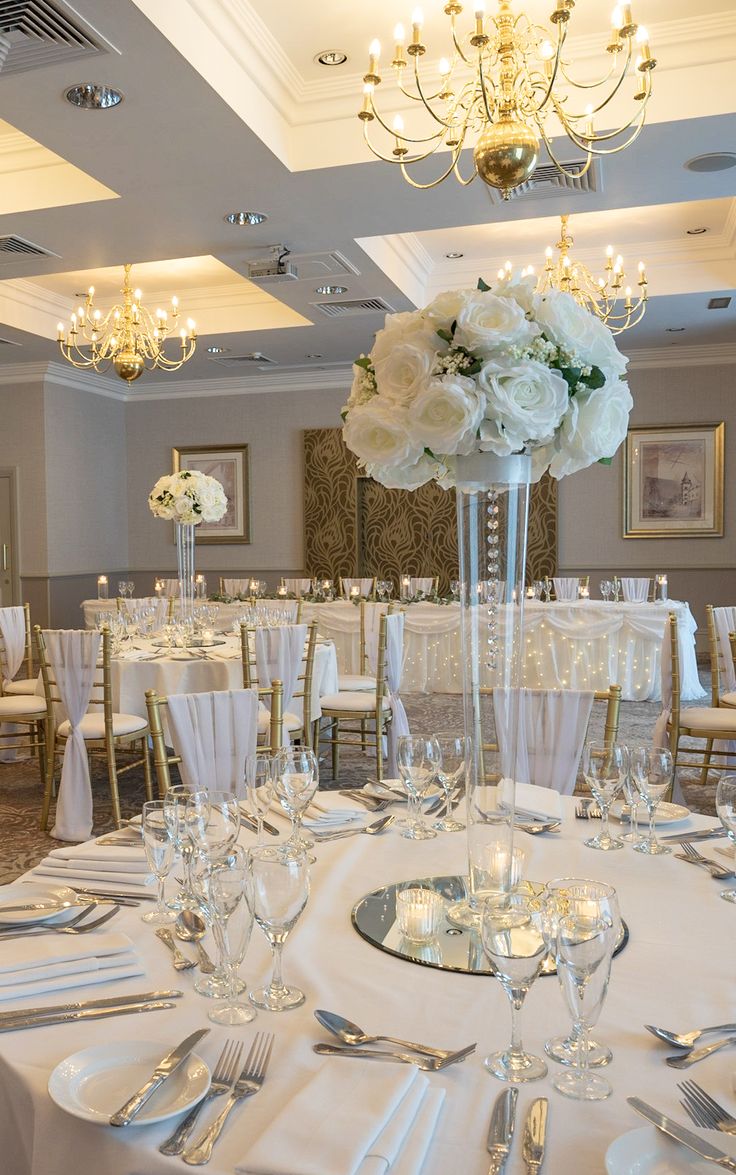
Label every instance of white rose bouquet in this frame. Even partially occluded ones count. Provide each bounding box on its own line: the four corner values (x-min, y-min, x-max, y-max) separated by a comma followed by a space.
342, 273, 632, 487
148, 470, 228, 524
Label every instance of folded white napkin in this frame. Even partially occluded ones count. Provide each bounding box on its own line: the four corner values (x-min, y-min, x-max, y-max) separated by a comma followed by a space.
236, 1064, 444, 1175
0, 932, 142, 1001
499, 780, 562, 822
30, 862, 155, 895
303, 809, 366, 831
48, 845, 149, 874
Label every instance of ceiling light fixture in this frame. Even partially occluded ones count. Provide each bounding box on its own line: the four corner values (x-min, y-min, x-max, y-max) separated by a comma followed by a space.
359, 3, 656, 198
686, 227, 708, 235
684, 152, 736, 173
224, 211, 268, 226
57, 264, 196, 384
445, 251, 464, 259
65, 83, 123, 109
206, 345, 230, 354
316, 50, 348, 65
315, 284, 348, 295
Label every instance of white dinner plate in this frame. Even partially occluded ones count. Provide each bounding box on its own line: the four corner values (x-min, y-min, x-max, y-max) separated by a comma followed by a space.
606, 1125, 736, 1173
48, 1040, 211, 1126
610, 801, 690, 826
0, 883, 79, 926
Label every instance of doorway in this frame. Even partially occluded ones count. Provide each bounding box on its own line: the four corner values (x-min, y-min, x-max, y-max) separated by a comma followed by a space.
0, 470, 19, 607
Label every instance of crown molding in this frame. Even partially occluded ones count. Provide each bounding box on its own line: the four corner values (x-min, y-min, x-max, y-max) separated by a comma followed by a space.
124, 365, 354, 401
626, 342, 736, 369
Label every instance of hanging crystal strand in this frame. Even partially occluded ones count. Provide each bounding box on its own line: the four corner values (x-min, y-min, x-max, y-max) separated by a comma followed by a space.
176, 522, 196, 623
485, 490, 500, 675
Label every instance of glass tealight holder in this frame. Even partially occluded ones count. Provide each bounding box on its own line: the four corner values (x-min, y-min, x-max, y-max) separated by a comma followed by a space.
655, 574, 668, 602
396, 887, 445, 943
97, 575, 108, 600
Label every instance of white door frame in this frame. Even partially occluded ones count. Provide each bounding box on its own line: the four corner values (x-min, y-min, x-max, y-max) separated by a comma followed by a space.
0, 467, 21, 606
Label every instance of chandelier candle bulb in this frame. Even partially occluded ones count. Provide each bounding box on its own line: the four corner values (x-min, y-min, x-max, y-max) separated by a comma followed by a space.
360, 83, 374, 119
393, 24, 406, 67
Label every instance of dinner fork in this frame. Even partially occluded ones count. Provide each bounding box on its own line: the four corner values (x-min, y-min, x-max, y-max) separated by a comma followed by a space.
575, 803, 601, 820
182, 1032, 275, 1165
0, 905, 119, 941
679, 1080, 736, 1135
312, 814, 395, 841
159, 1039, 244, 1155
676, 842, 735, 880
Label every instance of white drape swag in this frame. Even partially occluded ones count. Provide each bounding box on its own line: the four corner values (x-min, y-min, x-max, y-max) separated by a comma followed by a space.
384, 612, 409, 778
45, 629, 101, 842
553, 578, 580, 601
222, 579, 252, 595
494, 687, 594, 795
283, 578, 312, 595
0, 606, 25, 684
166, 688, 259, 793
255, 623, 307, 725
620, 578, 651, 603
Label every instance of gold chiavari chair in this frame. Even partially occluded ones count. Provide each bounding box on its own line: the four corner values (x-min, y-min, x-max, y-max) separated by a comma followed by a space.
0, 611, 49, 784
240, 621, 317, 747
337, 600, 377, 693
319, 611, 393, 782
35, 626, 153, 829
706, 604, 736, 709
144, 682, 284, 796
664, 611, 736, 793
0, 603, 37, 696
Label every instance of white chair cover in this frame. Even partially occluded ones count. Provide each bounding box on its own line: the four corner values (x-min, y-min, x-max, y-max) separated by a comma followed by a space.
123, 598, 169, 628
621, 577, 651, 603
0, 606, 28, 762
160, 579, 181, 596
342, 578, 374, 598
713, 606, 736, 692
44, 630, 101, 843
166, 689, 259, 793
493, 688, 594, 795
282, 578, 311, 596
409, 578, 434, 595
384, 612, 409, 778
255, 624, 307, 732
223, 578, 253, 596
553, 578, 580, 602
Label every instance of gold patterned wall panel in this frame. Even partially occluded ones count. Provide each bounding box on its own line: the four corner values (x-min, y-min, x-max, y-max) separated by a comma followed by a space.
304, 428, 557, 587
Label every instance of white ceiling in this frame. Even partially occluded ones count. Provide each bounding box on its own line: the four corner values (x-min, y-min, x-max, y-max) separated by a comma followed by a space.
0, 0, 731, 395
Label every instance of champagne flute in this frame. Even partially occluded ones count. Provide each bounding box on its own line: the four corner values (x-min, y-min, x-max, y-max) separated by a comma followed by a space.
433, 733, 467, 832
715, 776, 736, 902
621, 744, 647, 845
397, 735, 440, 841
141, 800, 176, 925
162, 783, 198, 910
581, 741, 627, 851
480, 890, 547, 1083
553, 910, 615, 1100
273, 748, 318, 858
249, 844, 310, 1011
632, 747, 673, 856
206, 848, 256, 1025
245, 754, 275, 843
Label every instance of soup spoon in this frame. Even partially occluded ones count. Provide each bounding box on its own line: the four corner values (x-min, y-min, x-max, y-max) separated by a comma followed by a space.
645, 1022, 736, 1049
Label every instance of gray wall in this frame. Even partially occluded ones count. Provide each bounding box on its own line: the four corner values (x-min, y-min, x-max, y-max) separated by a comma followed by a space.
0, 379, 48, 576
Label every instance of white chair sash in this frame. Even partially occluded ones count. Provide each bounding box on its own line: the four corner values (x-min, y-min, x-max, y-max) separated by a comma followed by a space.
409, 578, 434, 595
282, 578, 311, 596
621, 577, 651, 603
384, 612, 409, 778
0, 606, 25, 685
166, 689, 259, 793
553, 578, 579, 601
342, 578, 373, 598
223, 578, 252, 596
45, 629, 101, 843
713, 606, 736, 692
255, 624, 307, 726
493, 688, 594, 795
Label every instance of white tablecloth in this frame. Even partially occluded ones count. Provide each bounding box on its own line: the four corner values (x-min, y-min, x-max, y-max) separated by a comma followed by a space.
2, 797, 732, 1174
82, 599, 703, 702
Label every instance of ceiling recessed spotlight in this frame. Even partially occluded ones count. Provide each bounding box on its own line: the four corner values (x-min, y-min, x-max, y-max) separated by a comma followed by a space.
684, 152, 736, 173
315, 284, 348, 295
445, 251, 464, 259
206, 345, 230, 354
224, 211, 268, 226
665, 327, 686, 333
316, 50, 348, 66
65, 83, 123, 110
686, 226, 708, 235
306, 353, 323, 359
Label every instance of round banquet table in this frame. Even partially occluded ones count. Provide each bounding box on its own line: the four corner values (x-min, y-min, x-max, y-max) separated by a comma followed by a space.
1, 797, 732, 1174
81, 598, 704, 703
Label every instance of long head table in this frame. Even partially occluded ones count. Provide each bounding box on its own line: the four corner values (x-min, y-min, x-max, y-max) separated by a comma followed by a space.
3, 797, 732, 1174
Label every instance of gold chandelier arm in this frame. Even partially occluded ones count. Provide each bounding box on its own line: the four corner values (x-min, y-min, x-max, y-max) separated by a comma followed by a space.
362, 117, 445, 158
556, 39, 627, 92
453, 155, 478, 185
535, 119, 593, 177
562, 106, 649, 154
399, 145, 465, 189
410, 55, 460, 127
449, 12, 473, 67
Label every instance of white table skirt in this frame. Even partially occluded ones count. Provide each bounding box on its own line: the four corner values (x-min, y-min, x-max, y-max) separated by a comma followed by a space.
3, 797, 732, 1174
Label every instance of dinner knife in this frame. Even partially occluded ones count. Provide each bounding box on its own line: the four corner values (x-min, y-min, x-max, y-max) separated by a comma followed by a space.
522, 1098, 548, 1174
0, 901, 72, 914
0, 989, 183, 1025
487, 1088, 517, 1174
627, 1097, 736, 1171
660, 828, 727, 843
0, 1000, 179, 1032
110, 1027, 210, 1126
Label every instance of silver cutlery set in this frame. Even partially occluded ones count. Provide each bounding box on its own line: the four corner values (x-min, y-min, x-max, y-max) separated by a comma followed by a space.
487, 1088, 548, 1174
646, 1018, 736, 1067
0, 989, 184, 1033
312, 1008, 476, 1070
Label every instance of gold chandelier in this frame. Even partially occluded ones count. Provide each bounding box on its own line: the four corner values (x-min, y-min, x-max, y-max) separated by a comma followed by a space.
513, 214, 648, 333
57, 264, 197, 383
359, 1, 656, 198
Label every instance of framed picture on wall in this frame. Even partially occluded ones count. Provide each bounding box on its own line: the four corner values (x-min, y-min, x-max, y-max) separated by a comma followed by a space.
172, 444, 251, 544
623, 423, 724, 538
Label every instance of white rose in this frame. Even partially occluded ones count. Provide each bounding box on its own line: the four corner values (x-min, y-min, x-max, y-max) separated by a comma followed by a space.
493, 271, 539, 314
366, 453, 437, 490
422, 288, 474, 331
454, 290, 539, 356
535, 290, 628, 381
477, 418, 520, 457
479, 359, 569, 449
343, 401, 424, 468
407, 374, 484, 456
549, 381, 633, 478
372, 339, 436, 407
346, 362, 377, 410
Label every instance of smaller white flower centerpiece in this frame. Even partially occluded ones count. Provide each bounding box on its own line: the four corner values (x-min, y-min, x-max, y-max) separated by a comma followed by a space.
148, 470, 228, 524
342, 273, 632, 488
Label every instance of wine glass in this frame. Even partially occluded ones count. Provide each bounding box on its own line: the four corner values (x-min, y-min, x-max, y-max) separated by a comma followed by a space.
542, 879, 621, 1070
141, 801, 176, 925
245, 754, 275, 843
621, 744, 646, 845
632, 747, 674, 856
553, 908, 616, 1100
396, 735, 440, 841
249, 844, 310, 1011
184, 790, 240, 860
450, 579, 460, 601
273, 748, 318, 858
480, 890, 547, 1083
433, 733, 467, 832
599, 580, 611, 602
581, 741, 627, 850
118, 580, 127, 598
162, 784, 198, 910
715, 776, 736, 903
206, 848, 256, 1025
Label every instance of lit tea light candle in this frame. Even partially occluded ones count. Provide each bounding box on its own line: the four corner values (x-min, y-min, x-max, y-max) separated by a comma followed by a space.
396, 888, 444, 943
195, 573, 206, 599
655, 573, 668, 602
579, 585, 590, 600
97, 575, 108, 600
201, 627, 214, 645
154, 578, 163, 597
349, 585, 360, 599
249, 578, 258, 594
276, 585, 287, 598
322, 579, 332, 591
525, 586, 535, 599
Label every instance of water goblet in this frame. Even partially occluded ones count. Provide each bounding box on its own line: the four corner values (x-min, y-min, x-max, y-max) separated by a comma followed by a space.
162, 784, 199, 911
126, 581, 135, 597
249, 844, 310, 1011
184, 789, 241, 860
480, 890, 548, 1083
141, 800, 176, 925
532, 581, 544, 600
632, 747, 674, 856
396, 735, 440, 841
273, 748, 318, 859
621, 744, 647, 845
611, 577, 621, 602
206, 848, 256, 1025
245, 754, 275, 843
715, 776, 736, 903
599, 580, 611, 602
581, 741, 627, 850
118, 581, 127, 598
553, 908, 616, 1100
190, 847, 245, 1001
432, 733, 467, 832
450, 579, 460, 601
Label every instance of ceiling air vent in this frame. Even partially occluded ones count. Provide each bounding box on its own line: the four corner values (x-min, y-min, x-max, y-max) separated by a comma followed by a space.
488, 159, 601, 203
312, 296, 394, 318
209, 352, 278, 370
0, 234, 57, 259
708, 296, 732, 310
0, 0, 113, 76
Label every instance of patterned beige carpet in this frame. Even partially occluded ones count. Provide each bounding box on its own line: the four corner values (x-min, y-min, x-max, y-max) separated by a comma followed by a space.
0, 683, 719, 885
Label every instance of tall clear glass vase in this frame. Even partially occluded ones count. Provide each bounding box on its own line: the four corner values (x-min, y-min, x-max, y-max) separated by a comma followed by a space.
447, 452, 531, 929
176, 522, 196, 625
